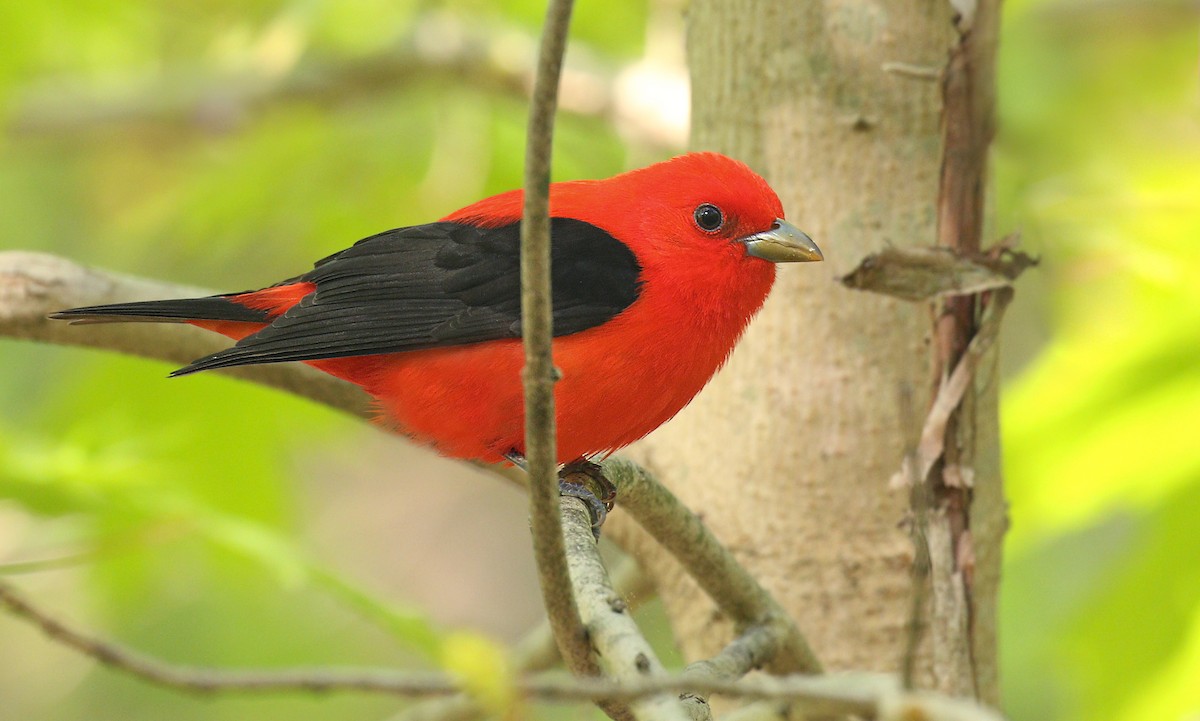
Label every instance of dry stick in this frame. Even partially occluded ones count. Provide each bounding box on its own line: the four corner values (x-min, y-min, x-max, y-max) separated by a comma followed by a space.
912, 289, 1012, 486
894, 289, 1011, 690
0, 578, 447, 696
929, 0, 1002, 700
2, 576, 1005, 719
601, 458, 822, 676
517, 0, 603, 703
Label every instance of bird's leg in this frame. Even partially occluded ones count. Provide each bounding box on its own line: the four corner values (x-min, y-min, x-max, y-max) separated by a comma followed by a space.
505, 451, 615, 538
504, 451, 529, 471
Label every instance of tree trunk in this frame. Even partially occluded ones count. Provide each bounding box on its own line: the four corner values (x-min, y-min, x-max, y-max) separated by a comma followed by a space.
622, 0, 1002, 701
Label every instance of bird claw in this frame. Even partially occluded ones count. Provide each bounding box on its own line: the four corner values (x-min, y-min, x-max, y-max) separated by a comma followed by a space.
506, 453, 616, 539
559, 459, 616, 539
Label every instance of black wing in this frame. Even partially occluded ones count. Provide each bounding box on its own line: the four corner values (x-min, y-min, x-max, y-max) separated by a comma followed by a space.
172, 218, 642, 375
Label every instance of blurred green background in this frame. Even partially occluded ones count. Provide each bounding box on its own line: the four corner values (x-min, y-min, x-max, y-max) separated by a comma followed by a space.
1, 1, 1196, 720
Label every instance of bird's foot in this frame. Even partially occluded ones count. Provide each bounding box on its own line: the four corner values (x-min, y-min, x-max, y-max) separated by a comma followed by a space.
505, 452, 615, 539
559, 459, 616, 539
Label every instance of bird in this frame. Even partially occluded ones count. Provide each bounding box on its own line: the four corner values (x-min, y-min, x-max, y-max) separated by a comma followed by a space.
53, 152, 821, 501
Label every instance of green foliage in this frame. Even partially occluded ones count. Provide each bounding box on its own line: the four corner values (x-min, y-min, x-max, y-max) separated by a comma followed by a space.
0, 0, 1195, 720
996, 1, 1200, 719
1, 2, 638, 719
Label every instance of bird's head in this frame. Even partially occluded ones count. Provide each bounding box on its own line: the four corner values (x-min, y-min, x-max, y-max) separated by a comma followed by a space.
630, 152, 820, 264
573, 152, 821, 298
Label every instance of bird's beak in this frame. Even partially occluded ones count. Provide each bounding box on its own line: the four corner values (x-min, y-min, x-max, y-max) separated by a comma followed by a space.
740, 219, 823, 263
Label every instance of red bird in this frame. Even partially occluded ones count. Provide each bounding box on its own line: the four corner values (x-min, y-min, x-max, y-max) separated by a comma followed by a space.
55, 152, 821, 470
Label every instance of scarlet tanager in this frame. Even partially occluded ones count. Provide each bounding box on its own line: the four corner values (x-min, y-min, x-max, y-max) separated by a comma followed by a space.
55, 153, 821, 474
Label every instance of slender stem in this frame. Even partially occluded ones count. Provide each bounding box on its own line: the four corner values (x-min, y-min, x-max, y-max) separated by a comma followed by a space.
680, 624, 780, 720
519, 0, 596, 687
930, 0, 1003, 700
2, 578, 1006, 719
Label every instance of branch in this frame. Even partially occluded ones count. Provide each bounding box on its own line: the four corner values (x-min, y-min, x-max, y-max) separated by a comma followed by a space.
1, 251, 823, 676
898, 289, 1012, 488
840, 244, 1036, 302
898, 384, 932, 690
8, 14, 681, 149
517, 0, 606, 710
559, 499, 689, 721
0, 251, 371, 417
897, 0, 1004, 695
600, 458, 822, 676
678, 624, 779, 720
0, 579, 1004, 720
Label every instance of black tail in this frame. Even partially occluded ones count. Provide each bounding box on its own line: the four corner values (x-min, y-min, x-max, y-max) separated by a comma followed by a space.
50, 296, 271, 325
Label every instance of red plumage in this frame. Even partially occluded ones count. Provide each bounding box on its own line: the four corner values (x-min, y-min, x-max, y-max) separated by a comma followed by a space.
56, 153, 821, 464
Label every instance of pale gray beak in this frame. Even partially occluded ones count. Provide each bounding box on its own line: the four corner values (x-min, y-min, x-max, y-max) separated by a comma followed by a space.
741, 219, 822, 263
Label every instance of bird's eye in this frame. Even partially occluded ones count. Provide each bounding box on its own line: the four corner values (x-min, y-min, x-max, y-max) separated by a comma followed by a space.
693, 204, 725, 232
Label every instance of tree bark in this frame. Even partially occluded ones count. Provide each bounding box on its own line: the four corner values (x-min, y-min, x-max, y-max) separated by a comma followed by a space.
623, 0, 1002, 695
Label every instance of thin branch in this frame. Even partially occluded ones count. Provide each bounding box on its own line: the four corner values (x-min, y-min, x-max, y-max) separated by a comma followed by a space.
0, 578, 447, 696
0, 578, 1005, 720
8, 14, 679, 149
684, 624, 777, 690
518, 0, 600, 698
679, 624, 779, 720
892, 288, 1012, 489
840, 245, 1036, 302
932, 0, 1004, 701
600, 458, 822, 675
0, 251, 371, 417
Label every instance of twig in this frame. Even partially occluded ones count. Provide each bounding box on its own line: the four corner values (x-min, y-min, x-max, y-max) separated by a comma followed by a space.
1, 579, 1007, 719
840, 245, 1036, 302
7, 14, 679, 149
516, 0, 617, 717
0, 578, 448, 696
894, 289, 1012, 490
601, 458, 822, 676
685, 624, 777, 690
679, 624, 779, 720
0, 251, 371, 417
0, 577, 1005, 717
932, 0, 1005, 702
